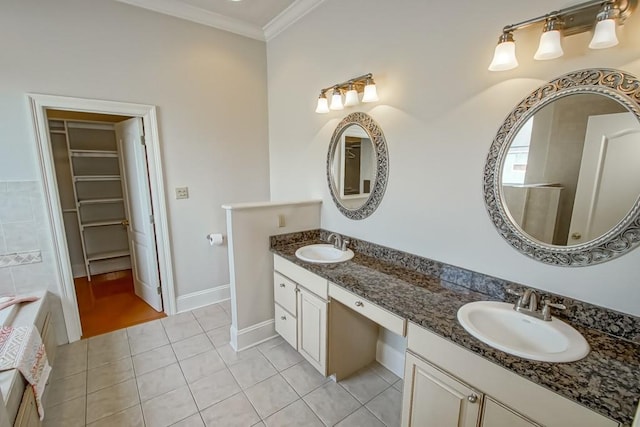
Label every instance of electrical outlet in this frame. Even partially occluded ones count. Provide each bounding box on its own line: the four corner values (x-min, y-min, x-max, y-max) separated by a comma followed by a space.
175, 187, 189, 199
278, 214, 286, 228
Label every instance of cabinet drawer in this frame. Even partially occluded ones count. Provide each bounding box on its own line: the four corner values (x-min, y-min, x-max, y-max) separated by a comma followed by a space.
329, 283, 405, 336
274, 272, 297, 315
275, 304, 297, 349
274, 256, 328, 299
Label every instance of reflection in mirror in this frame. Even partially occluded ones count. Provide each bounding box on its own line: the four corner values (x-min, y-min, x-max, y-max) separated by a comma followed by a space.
500, 93, 640, 247
327, 112, 388, 220
331, 124, 376, 210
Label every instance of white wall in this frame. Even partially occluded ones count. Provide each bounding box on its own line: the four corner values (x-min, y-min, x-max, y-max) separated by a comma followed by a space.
0, 0, 270, 304
224, 200, 321, 350
266, 0, 640, 316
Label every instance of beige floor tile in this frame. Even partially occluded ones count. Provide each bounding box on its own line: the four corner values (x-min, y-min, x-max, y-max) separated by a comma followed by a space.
137, 362, 186, 401
217, 344, 261, 366
87, 356, 134, 393
132, 344, 177, 376
162, 312, 204, 343
192, 303, 225, 318
303, 382, 361, 426
189, 368, 240, 410
44, 371, 86, 408
228, 353, 277, 389
88, 333, 131, 369
51, 341, 87, 381
193, 308, 230, 331
244, 374, 298, 418
42, 395, 86, 427
171, 413, 205, 426
260, 341, 303, 372
142, 385, 198, 427
200, 392, 260, 427
86, 378, 139, 423
88, 329, 128, 351
392, 379, 403, 392
220, 299, 232, 314
369, 362, 401, 385
340, 367, 393, 404
179, 350, 226, 383
335, 406, 386, 427
264, 399, 324, 427
365, 386, 402, 427
206, 325, 230, 349
172, 333, 214, 361
256, 336, 284, 353
280, 360, 329, 397
127, 320, 170, 355
86, 404, 144, 427
252, 423, 266, 427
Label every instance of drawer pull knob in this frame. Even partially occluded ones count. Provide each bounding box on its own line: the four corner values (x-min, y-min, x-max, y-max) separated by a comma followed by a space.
280, 316, 286, 320
355, 301, 364, 307
279, 283, 286, 288
467, 394, 478, 403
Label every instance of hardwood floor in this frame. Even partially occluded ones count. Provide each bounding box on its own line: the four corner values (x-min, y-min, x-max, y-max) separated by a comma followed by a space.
74, 269, 166, 339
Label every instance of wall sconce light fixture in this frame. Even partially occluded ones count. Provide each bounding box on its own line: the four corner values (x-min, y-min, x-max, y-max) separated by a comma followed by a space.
315, 73, 378, 114
489, 0, 636, 71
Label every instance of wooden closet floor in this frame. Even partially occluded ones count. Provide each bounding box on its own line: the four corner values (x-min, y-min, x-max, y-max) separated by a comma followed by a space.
75, 269, 166, 339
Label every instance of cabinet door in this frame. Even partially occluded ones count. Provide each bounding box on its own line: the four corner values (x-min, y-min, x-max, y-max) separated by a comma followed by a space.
402, 352, 481, 427
297, 287, 327, 375
481, 397, 542, 427
15, 387, 41, 427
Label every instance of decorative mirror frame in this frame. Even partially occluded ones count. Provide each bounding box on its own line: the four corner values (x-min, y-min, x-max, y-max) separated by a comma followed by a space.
484, 68, 640, 266
327, 112, 389, 220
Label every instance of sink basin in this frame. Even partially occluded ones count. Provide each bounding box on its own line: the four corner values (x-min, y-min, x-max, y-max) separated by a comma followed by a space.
457, 301, 589, 363
295, 244, 354, 264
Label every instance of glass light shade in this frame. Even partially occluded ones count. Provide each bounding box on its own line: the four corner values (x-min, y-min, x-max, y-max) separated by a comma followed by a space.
589, 19, 619, 49
330, 91, 344, 110
488, 41, 518, 71
344, 89, 359, 106
315, 96, 329, 114
362, 83, 379, 103
534, 30, 564, 60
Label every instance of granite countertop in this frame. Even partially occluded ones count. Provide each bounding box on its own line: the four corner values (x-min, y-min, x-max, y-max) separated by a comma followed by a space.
271, 238, 640, 426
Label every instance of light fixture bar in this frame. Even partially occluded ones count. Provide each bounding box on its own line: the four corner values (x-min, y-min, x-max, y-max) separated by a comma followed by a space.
500, 0, 635, 37
318, 73, 374, 96
315, 73, 378, 113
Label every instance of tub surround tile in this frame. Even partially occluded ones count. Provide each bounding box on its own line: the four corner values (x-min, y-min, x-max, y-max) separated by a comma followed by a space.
271, 230, 640, 426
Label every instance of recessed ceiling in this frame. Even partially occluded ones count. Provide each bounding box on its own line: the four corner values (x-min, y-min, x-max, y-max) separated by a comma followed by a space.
115, 0, 325, 41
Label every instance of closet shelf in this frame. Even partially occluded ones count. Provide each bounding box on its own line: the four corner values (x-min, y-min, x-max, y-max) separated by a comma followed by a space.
77, 197, 124, 205
50, 130, 67, 135
81, 219, 125, 228
74, 175, 121, 182
70, 149, 119, 158
86, 250, 130, 262
62, 208, 77, 213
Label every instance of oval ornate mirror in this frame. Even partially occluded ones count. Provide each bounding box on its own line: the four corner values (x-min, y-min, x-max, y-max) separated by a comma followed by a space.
327, 112, 389, 220
484, 69, 640, 266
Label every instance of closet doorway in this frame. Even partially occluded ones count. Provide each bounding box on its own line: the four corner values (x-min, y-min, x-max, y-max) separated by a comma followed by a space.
29, 95, 176, 342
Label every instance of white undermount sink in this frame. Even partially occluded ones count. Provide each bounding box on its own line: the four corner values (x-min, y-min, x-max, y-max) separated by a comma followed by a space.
295, 244, 354, 264
457, 301, 590, 363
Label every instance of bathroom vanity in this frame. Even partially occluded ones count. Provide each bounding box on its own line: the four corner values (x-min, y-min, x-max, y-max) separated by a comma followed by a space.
270, 231, 639, 427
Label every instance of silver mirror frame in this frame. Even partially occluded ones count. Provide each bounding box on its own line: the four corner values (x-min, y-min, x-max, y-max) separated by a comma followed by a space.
484, 69, 640, 266
327, 112, 389, 220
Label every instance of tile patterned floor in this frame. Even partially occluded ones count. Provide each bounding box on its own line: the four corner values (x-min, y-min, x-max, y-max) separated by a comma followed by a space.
42, 300, 402, 427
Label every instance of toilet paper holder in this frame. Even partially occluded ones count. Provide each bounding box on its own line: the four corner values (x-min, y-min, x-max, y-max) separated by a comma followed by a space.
206, 233, 224, 246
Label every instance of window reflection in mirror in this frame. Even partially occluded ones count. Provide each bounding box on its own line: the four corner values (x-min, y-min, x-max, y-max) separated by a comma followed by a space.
500, 93, 640, 247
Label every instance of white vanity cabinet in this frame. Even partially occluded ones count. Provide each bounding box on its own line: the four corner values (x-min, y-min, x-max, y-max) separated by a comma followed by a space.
273, 256, 329, 375
402, 322, 619, 427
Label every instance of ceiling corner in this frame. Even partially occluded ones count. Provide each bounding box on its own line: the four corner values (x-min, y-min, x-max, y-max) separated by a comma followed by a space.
263, 0, 326, 42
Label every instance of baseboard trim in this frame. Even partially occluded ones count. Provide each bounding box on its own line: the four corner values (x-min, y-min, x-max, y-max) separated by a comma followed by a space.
377, 339, 405, 379
230, 319, 277, 351
176, 285, 230, 313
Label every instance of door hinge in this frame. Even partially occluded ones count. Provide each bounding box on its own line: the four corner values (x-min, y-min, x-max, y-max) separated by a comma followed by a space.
140, 135, 146, 146
156, 286, 161, 295
149, 214, 154, 224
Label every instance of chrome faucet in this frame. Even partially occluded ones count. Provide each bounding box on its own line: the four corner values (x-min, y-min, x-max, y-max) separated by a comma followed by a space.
327, 233, 350, 251
507, 288, 566, 321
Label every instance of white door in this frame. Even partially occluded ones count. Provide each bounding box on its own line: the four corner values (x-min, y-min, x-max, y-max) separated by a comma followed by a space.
569, 113, 640, 244
115, 118, 163, 311
401, 352, 481, 427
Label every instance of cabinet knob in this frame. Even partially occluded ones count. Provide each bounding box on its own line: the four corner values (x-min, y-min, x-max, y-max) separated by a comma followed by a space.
280, 316, 286, 320
355, 301, 364, 307
279, 283, 286, 288
571, 232, 582, 240
467, 394, 478, 403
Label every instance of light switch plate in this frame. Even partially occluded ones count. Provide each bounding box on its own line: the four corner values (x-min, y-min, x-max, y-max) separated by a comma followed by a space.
175, 187, 189, 199
278, 214, 285, 228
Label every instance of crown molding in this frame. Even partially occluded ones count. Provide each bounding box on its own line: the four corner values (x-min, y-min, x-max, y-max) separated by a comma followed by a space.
115, 0, 265, 41
263, 0, 326, 41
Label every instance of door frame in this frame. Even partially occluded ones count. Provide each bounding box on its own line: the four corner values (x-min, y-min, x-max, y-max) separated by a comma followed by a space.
28, 93, 176, 342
